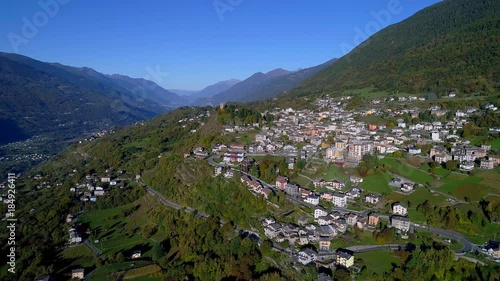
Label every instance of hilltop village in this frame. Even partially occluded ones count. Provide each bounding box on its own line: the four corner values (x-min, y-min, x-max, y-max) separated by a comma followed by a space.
202, 93, 500, 269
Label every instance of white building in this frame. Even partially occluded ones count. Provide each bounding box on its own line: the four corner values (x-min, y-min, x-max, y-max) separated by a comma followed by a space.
223, 152, 245, 163
481, 159, 495, 170
304, 194, 320, 205
69, 228, 82, 244
336, 250, 355, 268
365, 194, 381, 204
391, 215, 410, 232
332, 193, 347, 208
314, 207, 328, 219
298, 248, 317, 265
348, 141, 374, 161
224, 170, 234, 178
214, 166, 223, 176
431, 131, 440, 141
94, 187, 105, 196
100, 177, 111, 183
460, 161, 475, 171
317, 215, 335, 226
392, 202, 408, 216
408, 147, 422, 155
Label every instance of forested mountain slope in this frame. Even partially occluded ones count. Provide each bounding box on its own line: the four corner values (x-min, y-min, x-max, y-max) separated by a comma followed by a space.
293, 0, 500, 96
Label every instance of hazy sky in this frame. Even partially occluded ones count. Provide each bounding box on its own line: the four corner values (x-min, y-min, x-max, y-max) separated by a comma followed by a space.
0, 0, 442, 90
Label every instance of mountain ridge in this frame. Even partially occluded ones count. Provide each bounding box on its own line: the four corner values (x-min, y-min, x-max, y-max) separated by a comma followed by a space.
107, 73, 186, 105
0, 52, 181, 149
195, 59, 336, 105
188, 79, 242, 101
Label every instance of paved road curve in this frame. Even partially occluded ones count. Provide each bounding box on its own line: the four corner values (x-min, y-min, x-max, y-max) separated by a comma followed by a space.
346, 244, 405, 253
209, 155, 478, 254
139, 181, 305, 257
139, 181, 210, 219
332, 207, 475, 254
212, 154, 478, 253
412, 224, 475, 254
153, 156, 479, 260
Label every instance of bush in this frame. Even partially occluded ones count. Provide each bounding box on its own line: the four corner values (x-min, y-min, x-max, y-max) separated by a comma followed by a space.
116, 252, 125, 263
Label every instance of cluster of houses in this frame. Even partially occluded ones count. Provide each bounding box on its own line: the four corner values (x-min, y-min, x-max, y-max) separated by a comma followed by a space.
261, 203, 412, 268
196, 95, 497, 274
262, 203, 383, 252
214, 166, 235, 178
72, 173, 123, 202
0, 136, 51, 166
262, 217, 356, 268
223, 151, 246, 163
177, 110, 212, 132
371, 95, 427, 105
296, 247, 355, 269
240, 174, 273, 199
0, 153, 49, 163
208, 144, 248, 164
250, 133, 284, 153
276, 176, 324, 205
24, 173, 66, 190
277, 175, 380, 209
78, 129, 115, 144
430, 144, 500, 171
259, 190, 415, 263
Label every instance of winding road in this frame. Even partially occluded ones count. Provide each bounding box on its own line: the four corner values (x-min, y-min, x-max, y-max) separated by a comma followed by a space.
207, 153, 478, 254
130, 153, 478, 265
331, 206, 475, 253
142, 184, 209, 219
137, 180, 303, 257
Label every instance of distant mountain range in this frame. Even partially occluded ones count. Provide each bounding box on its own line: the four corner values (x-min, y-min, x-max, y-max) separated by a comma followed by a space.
170, 79, 242, 103
191, 79, 242, 100
194, 60, 336, 105
0, 52, 184, 146
292, 0, 500, 96
0, 52, 335, 149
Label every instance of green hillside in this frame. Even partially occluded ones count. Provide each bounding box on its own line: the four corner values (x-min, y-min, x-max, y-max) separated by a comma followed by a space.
293, 0, 500, 96
0, 106, 289, 280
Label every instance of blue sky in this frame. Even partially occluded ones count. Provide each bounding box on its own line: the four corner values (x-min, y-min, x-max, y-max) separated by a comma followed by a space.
0, 0, 441, 90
